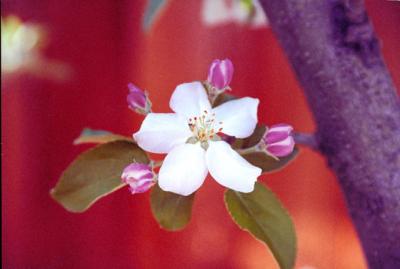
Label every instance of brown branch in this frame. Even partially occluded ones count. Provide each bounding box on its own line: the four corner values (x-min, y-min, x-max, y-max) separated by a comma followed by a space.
258, 0, 400, 267
293, 132, 319, 150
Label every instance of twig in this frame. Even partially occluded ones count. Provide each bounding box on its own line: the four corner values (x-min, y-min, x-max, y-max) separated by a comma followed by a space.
292, 132, 319, 151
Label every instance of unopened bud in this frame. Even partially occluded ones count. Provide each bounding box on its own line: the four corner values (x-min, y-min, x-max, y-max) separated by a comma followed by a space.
127, 83, 151, 115
121, 163, 155, 194
263, 124, 295, 157
207, 59, 234, 90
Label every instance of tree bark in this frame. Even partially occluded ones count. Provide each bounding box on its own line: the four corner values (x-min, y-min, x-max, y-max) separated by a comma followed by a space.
258, 0, 400, 268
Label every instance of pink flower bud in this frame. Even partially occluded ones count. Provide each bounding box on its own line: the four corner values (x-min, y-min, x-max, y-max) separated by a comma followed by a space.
121, 163, 155, 194
263, 124, 295, 157
127, 83, 150, 114
207, 59, 234, 89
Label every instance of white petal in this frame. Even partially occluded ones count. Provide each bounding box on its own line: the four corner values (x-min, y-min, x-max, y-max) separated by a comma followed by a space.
206, 141, 261, 193
213, 97, 259, 138
133, 113, 191, 154
169, 82, 212, 118
158, 143, 208, 196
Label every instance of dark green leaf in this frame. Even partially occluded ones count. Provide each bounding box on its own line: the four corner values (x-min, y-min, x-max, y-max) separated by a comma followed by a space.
212, 93, 236, 107
241, 124, 266, 148
73, 128, 132, 145
225, 182, 296, 269
242, 147, 299, 174
150, 184, 195, 231
51, 140, 149, 212
231, 124, 266, 150
143, 0, 167, 30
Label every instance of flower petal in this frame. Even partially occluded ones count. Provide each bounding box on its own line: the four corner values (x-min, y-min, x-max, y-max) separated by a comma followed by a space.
169, 82, 212, 118
158, 143, 208, 196
133, 113, 192, 154
213, 97, 259, 138
206, 141, 261, 193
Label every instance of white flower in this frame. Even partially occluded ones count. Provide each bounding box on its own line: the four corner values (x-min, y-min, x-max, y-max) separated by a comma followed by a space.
133, 82, 262, 196
201, 0, 268, 29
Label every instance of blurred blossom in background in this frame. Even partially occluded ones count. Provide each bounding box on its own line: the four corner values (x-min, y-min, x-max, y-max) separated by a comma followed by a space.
202, 0, 268, 28
2, 1, 399, 269
1, 15, 71, 81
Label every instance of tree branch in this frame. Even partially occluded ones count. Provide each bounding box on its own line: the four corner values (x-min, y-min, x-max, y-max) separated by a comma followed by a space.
293, 132, 319, 150
258, 0, 400, 267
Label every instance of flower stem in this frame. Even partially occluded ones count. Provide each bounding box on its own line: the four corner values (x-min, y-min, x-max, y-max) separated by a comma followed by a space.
236, 145, 258, 155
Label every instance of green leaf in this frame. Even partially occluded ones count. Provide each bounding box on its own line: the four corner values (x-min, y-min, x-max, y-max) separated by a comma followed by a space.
73, 128, 132, 145
212, 93, 236, 107
231, 124, 266, 150
143, 0, 167, 30
150, 184, 195, 231
242, 147, 299, 174
51, 140, 149, 212
225, 183, 296, 269
241, 124, 266, 148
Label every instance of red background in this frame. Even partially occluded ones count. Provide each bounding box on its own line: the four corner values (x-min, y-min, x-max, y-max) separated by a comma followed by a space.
2, 1, 399, 268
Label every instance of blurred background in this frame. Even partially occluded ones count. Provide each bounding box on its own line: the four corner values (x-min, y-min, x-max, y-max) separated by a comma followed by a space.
2, 1, 399, 268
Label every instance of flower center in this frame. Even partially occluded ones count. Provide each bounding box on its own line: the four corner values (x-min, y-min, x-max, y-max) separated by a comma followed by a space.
188, 110, 223, 143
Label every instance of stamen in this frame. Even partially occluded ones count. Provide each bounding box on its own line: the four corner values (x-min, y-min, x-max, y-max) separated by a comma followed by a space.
187, 111, 222, 142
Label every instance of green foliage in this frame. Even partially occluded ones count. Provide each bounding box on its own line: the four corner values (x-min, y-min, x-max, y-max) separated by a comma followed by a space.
241, 124, 266, 148
73, 128, 132, 145
225, 182, 296, 269
212, 92, 236, 107
150, 184, 195, 231
51, 140, 149, 212
242, 148, 299, 174
143, 0, 167, 30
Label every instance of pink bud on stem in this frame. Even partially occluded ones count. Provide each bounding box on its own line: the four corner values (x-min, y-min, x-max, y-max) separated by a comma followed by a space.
206, 59, 234, 104
207, 59, 234, 90
121, 163, 155, 194
127, 83, 151, 115
263, 124, 295, 158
